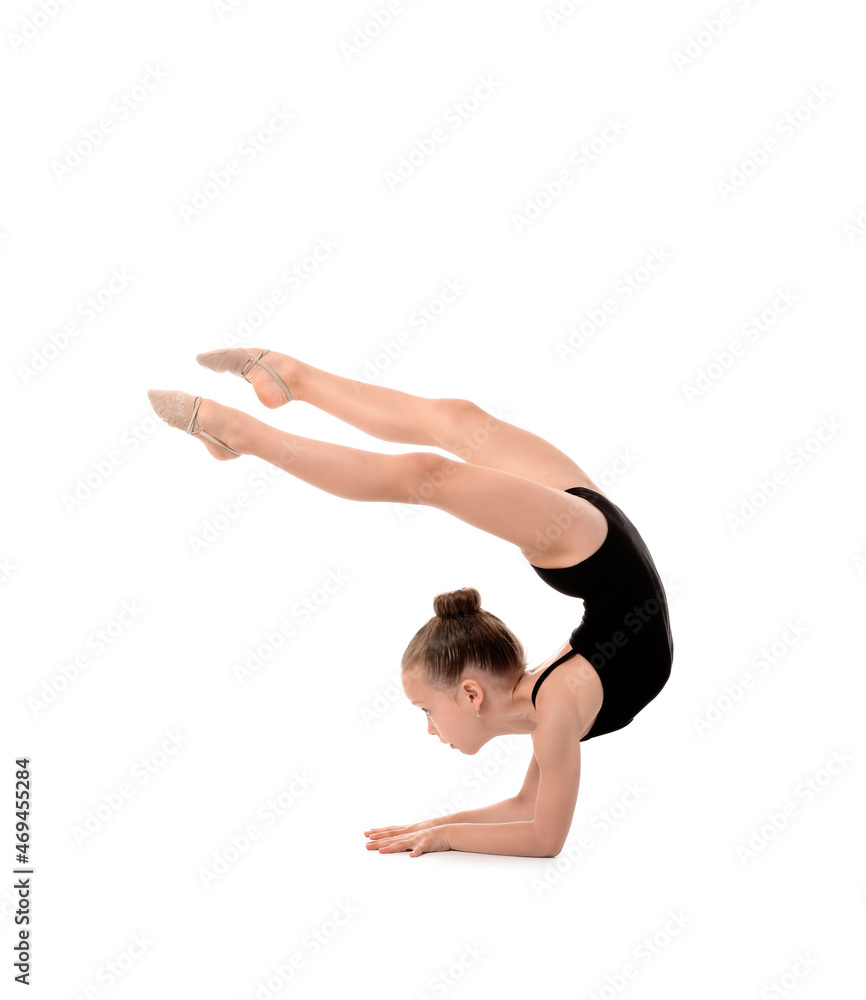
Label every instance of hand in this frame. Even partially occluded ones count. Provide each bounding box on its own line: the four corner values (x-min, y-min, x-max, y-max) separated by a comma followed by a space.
364, 818, 436, 839
364, 823, 451, 857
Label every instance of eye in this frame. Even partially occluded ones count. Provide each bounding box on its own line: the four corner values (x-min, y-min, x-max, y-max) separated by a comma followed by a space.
422, 708, 431, 716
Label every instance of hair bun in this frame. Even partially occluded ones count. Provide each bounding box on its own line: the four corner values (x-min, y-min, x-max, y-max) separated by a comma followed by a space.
433, 586, 482, 619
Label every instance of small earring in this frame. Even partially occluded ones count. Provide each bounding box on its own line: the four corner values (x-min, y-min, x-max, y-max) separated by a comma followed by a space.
476, 710, 480, 718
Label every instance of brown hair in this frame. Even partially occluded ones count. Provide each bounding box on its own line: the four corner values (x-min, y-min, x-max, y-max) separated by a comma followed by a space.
401, 586, 526, 688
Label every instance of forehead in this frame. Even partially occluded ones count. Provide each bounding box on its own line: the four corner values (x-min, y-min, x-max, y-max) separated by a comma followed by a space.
402, 670, 437, 703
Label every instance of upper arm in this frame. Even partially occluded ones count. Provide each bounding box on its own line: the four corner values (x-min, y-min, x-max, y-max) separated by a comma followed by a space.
514, 638, 574, 809
529, 696, 583, 856
515, 751, 540, 809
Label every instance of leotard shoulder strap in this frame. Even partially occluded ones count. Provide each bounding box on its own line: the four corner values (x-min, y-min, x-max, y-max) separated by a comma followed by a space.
531, 644, 580, 708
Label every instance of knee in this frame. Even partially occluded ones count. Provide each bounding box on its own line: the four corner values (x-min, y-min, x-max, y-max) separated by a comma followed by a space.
432, 397, 486, 445
436, 397, 484, 425
399, 451, 460, 506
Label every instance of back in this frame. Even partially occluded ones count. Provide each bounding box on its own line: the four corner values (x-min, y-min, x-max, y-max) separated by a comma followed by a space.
529, 487, 674, 739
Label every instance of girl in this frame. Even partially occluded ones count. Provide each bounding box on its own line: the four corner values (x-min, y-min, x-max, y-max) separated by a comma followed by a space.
148, 347, 674, 859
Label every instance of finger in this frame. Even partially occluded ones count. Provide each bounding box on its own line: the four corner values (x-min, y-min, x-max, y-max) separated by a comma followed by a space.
364, 826, 404, 836
366, 835, 399, 849
378, 838, 408, 853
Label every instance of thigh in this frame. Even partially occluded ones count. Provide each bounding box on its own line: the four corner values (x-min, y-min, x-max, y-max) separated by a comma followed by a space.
432, 399, 608, 496
402, 452, 609, 567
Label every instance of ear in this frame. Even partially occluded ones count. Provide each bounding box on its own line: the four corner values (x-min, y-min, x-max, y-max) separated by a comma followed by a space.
460, 677, 484, 708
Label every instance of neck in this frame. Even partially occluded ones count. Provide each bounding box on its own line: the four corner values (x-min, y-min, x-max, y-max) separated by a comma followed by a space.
484, 670, 537, 736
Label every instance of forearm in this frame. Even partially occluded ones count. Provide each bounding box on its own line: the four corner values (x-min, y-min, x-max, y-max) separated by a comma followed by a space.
433, 796, 533, 826
441, 820, 555, 858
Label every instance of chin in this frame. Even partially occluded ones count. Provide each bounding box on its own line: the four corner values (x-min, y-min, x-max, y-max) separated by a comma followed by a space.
450, 736, 486, 755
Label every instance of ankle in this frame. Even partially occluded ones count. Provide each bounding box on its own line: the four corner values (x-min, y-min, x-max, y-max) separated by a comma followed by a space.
283, 355, 303, 403
229, 409, 255, 455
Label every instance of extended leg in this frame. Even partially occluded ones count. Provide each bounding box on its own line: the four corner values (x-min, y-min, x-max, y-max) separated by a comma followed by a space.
195, 398, 421, 502
197, 399, 602, 564
246, 350, 603, 493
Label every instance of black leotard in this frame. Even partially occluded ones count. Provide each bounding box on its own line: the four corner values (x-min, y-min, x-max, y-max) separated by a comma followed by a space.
529, 487, 674, 740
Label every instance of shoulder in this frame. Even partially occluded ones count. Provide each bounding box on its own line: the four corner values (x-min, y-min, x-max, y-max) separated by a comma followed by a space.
531, 682, 582, 775
533, 654, 603, 741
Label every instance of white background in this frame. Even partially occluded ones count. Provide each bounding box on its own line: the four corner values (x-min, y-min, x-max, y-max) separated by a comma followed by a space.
2, 0, 865, 997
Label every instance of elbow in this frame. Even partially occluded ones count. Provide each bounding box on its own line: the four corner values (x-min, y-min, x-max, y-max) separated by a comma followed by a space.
534, 828, 567, 858
538, 843, 563, 859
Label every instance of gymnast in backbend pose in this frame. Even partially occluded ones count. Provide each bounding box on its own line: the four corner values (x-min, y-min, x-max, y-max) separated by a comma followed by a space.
148, 347, 674, 859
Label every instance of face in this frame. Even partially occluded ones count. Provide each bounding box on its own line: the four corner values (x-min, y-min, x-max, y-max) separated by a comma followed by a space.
401, 668, 487, 755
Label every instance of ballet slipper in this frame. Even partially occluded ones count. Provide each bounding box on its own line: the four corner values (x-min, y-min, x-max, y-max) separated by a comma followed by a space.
195, 348, 293, 404
147, 390, 241, 457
